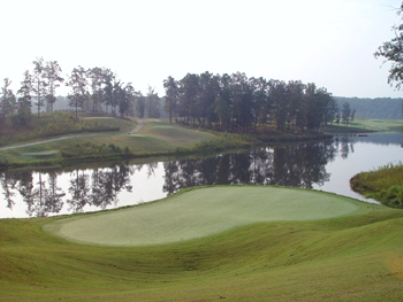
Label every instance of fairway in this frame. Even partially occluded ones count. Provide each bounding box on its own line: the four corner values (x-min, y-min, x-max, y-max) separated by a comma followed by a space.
45, 186, 373, 246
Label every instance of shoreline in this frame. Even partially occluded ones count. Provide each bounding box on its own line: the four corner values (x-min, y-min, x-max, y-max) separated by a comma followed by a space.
0, 131, 333, 169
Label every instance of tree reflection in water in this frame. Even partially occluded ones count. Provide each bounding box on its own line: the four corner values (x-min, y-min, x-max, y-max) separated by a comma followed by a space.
0, 137, 367, 217
162, 140, 335, 194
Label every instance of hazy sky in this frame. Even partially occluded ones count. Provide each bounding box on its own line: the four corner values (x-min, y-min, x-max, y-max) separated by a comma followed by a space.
1, 0, 402, 98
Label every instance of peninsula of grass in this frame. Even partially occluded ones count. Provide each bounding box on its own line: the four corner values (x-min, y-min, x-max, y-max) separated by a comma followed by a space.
351, 163, 403, 208
2, 186, 403, 301
0, 113, 331, 167
0, 112, 399, 168
0, 117, 220, 167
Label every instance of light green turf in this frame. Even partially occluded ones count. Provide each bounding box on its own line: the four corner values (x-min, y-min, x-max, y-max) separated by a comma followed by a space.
22, 150, 58, 158
152, 125, 174, 129
45, 186, 374, 246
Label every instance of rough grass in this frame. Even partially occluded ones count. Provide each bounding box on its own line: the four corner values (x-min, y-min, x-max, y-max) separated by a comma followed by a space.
351, 163, 403, 208
45, 186, 371, 246
0, 112, 120, 147
1, 186, 403, 301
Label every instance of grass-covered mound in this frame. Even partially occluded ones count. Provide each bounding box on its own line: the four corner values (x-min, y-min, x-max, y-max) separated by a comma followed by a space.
45, 186, 369, 246
0, 111, 119, 147
1, 186, 403, 301
0, 118, 221, 166
351, 164, 403, 208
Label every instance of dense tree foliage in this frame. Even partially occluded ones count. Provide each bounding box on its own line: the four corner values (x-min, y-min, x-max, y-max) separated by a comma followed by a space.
163, 76, 179, 123
66, 66, 88, 118
44, 61, 64, 112
0, 58, 147, 127
163, 72, 337, 132
341, 102, 351, 124
145, 87, 161, 118
0, 78, 16, 124
31, 57, 48, 117
10, 56, 403, 136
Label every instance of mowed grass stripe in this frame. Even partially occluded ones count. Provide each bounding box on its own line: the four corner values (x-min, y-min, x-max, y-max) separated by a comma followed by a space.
44, 186, 374, 246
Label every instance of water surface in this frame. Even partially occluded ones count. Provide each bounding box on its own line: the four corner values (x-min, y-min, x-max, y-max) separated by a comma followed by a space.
1, 132, 401, 218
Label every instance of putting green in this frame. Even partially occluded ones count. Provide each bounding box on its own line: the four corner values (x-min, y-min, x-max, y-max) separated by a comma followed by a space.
153, 125, 174, 129
44, 186, 373, 246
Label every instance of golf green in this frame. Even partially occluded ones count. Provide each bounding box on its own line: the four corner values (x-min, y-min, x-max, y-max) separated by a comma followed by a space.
44, 186, 373, 246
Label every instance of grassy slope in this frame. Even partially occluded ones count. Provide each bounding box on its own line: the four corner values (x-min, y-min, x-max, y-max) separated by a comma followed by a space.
0, 118, 220, 166
90, 119, 218, 153
1, 186, 403, 301
2, 115, 400, 167
0, 112, 120, 147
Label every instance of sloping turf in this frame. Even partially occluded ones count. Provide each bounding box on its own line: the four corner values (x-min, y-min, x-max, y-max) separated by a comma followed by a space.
44, 186, 374, 246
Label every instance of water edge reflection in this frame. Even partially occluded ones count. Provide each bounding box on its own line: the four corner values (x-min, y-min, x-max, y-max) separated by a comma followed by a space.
1, 133, 402, 218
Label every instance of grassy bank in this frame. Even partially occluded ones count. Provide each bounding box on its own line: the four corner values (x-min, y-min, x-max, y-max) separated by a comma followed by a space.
351, 164, 403, 208
1, 186, 403, 301
0, 118, 219, 167
0, 116, 332, 167
0, 111, 120, 147
0, 115, 400, 167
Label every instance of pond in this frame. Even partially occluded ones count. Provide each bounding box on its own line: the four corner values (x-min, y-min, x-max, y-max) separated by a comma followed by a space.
1, 132, 402, 218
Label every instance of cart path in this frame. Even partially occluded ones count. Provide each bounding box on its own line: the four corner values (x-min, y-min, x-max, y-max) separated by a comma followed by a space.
128, 118, 144, 134
0, 118, 144, 151
0, 133, 102, 151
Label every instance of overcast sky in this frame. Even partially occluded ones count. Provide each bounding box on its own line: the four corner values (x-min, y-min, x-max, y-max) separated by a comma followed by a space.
1, 0, 402, 98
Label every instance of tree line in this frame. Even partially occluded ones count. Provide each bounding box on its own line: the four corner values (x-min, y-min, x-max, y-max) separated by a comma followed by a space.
1, 57, 356, 132
0, 57, 163, 128
163, 72, 351, 132
1, 58, 67, 126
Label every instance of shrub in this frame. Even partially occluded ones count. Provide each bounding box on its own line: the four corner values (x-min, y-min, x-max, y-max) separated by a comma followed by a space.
378, 185, 403, 208
350, 163, 403, 208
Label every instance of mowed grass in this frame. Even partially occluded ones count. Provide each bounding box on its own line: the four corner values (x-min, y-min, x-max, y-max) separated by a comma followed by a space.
0, 118, 218, 165
2, 186, 403, 301
325, 118, 403, 133
45, 186, 370, 246
77, 119, 217, 154
123, 119, 217, 153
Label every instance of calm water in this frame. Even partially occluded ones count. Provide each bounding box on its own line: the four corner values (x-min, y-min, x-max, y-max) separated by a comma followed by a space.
1, 132, 402, 218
